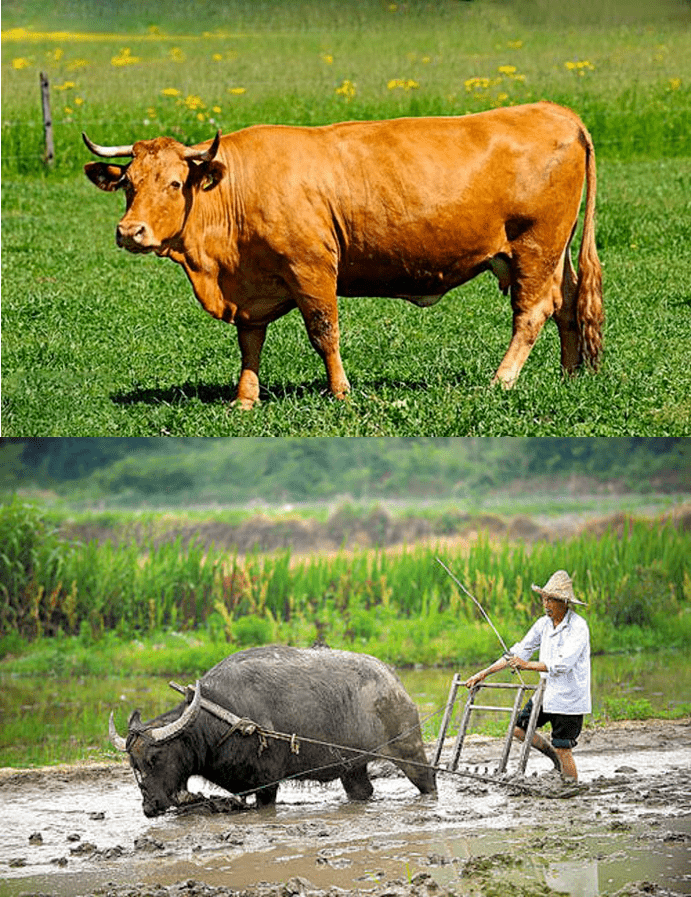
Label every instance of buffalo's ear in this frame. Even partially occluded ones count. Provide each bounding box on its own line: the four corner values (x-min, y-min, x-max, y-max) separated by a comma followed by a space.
84, 161, 126, 192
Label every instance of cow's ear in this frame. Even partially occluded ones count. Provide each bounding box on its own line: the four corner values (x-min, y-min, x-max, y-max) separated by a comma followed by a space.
196, 160, 225, 192
84, 162, 126, 192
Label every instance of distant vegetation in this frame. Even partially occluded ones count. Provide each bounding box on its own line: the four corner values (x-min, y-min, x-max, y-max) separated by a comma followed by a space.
1, 437, 688, 505
1, 496, 689, 665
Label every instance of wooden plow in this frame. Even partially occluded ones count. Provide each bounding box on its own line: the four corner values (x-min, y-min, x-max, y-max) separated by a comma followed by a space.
433, 675, 547, 778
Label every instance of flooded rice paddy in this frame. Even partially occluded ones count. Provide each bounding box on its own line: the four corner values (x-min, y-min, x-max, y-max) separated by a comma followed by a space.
1, 652, 690, 896
1, 720, 690, 897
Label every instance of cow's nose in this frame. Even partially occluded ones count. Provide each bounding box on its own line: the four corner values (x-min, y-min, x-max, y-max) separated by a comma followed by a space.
116, 221, 150, 249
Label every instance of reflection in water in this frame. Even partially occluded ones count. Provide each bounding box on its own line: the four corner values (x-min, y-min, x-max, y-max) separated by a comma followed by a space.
545, 858, 599, 897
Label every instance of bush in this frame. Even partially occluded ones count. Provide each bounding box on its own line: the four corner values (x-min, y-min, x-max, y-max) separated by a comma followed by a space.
232, 615, 275, 647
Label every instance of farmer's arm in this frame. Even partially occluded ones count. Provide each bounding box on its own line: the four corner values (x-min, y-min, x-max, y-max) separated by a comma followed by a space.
464, 656, 510, 689
464, 618, 546, 688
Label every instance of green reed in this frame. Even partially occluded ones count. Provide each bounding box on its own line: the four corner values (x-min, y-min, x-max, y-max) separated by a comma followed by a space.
3, 499, 689, 666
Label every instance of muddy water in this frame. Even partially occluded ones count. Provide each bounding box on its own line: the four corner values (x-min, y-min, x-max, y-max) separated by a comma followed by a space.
2, 722, 690, 897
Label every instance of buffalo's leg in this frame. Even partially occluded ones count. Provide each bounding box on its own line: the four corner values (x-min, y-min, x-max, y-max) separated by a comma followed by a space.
255, 783, 279, 806
341, 765, 374, 800
234, 324, 267, 409
297, 292, 350, 400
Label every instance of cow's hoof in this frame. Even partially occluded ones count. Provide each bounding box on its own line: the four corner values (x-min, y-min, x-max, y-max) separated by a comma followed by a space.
231, 397, 259, 411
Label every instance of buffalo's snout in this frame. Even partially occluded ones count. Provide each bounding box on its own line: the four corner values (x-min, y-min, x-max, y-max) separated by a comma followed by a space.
116, 220, 153, 252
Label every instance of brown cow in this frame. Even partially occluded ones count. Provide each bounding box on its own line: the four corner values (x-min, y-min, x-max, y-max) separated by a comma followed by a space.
84, 101, 603, 408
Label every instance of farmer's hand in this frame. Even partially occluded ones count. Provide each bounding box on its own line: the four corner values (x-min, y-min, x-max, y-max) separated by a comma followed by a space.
507, 655, 527, 671
464, 671, 486, 689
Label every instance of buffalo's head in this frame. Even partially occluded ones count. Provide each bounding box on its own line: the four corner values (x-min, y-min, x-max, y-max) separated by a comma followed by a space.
83, 131, 224, 255
109, 681, 202, 817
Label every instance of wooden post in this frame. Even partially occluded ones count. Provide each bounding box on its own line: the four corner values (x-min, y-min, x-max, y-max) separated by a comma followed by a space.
40, 71, 54, 167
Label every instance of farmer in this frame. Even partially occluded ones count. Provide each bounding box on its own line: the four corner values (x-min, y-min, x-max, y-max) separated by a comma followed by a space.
464, 570, 591, 781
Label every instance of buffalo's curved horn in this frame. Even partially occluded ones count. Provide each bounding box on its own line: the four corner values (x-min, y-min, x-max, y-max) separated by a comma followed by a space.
82, 132, 134, 158
109, 712, 128, 752
149, 680, 203, 743
183, 129, 221, 163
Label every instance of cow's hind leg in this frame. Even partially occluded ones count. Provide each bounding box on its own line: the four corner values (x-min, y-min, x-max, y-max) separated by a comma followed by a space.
492, 261, 559, 388
341, 764, 374, 800
553, 235, 581, 374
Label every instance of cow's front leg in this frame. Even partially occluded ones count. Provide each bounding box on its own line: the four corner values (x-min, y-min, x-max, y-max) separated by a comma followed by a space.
233, 324, 266, 409
298, 295, 350, 400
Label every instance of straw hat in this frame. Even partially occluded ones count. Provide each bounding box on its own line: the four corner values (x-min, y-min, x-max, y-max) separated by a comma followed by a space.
531, 570, 587, 606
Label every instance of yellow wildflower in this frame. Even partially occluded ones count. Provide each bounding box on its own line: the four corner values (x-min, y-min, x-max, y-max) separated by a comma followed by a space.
64, 106, 73, 114
335, 79, 356, 99
212, 105, 222, 113
669, 77, 681, 91
465, 76, 490, 92
74, 96, 84, 105
212, 53, 223, 62
169, 47, 186, 63
54, 80, 76, 90
184, 94, 205, 110
12, 57, 30, 69
228, 87, 246, 95
497, 92, 509, 102
498, 65, 517, 75
67, 59, 88, 71
321, 53, 334, 64
51, 48, 63, 61
565, 60, 594, 72
111, 48, 140, 67
507, 40, 523, 49
387, 78, 419, 91
162, 87, 181, 97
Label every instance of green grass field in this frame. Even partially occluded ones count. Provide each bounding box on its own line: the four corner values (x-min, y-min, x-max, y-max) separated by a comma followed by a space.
2, 0, 691, 435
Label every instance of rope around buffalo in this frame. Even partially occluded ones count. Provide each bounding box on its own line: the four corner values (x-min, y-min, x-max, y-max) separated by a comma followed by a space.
178, 700, 543, 804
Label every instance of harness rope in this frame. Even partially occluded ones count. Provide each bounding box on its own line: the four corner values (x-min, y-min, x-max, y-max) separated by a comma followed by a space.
168, 683, 537, 801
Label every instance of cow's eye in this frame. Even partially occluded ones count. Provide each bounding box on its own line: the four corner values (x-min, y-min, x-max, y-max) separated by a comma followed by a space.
170, 180, 182, 190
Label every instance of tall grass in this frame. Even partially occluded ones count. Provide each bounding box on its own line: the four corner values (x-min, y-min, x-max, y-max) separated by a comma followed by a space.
2, 1, 690, 176
1, 498, 689, 663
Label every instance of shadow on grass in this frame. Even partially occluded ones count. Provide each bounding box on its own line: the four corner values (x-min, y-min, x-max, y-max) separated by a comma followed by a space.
110, 378, 329, 406
109, 372, 464, 407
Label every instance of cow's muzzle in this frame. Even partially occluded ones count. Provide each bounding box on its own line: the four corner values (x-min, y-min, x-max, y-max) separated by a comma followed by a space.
116, 221, 155, 252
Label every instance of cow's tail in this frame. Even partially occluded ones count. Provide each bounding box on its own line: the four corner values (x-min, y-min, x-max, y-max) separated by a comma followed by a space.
575, 124, 604, 370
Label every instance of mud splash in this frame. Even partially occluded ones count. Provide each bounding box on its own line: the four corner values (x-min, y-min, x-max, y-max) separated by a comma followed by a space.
1, 720, 690, 897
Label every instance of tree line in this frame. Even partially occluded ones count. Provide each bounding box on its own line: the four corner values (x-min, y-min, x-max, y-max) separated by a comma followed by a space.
0, 437, 688, 504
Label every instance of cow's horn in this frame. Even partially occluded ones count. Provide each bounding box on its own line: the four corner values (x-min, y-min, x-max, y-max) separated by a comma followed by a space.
108, 712, 128, 752
183, 129, 221, 163
82, 132, 134, 158
149, 680, 203, 743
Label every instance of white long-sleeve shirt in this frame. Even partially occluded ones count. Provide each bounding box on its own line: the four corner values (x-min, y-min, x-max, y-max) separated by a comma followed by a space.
510, 609, 591, 714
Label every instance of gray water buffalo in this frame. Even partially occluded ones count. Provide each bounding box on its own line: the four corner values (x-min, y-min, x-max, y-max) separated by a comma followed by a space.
109, 645, 436, 816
